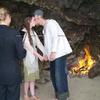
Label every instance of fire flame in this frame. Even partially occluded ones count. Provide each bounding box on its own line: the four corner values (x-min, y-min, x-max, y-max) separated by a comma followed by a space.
69, 46, 96, 76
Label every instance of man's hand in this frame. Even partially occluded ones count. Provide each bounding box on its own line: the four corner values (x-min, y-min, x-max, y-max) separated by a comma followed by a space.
49, 52, 56, 61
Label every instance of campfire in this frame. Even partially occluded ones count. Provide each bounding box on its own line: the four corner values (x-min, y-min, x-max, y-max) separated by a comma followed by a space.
69, 45, 96, 77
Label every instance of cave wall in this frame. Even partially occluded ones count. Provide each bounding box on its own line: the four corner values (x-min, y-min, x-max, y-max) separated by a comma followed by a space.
0, 0, 99, 55
0, 0, 100, 78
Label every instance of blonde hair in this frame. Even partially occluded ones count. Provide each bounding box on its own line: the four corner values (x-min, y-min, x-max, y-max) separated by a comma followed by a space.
0, 7, 10, 22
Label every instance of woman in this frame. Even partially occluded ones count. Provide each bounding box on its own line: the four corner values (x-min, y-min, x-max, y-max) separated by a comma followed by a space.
0, 7, 26, 100
22, 17, 45, 100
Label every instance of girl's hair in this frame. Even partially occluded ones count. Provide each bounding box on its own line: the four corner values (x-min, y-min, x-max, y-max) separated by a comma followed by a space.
0, 6, 10, 22
24, 17, 33, 46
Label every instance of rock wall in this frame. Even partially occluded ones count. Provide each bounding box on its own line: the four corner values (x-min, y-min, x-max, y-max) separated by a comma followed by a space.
0, 0, 100, 78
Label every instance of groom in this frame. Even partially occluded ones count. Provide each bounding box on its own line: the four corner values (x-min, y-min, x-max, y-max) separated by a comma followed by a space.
32, 9, 72, 100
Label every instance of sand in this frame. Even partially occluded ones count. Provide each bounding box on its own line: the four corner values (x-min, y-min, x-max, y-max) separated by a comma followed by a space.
20, 75, 100, 100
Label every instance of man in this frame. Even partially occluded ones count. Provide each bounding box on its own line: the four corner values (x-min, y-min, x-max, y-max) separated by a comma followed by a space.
33, 9, 72, 100
0, 7, 26, 100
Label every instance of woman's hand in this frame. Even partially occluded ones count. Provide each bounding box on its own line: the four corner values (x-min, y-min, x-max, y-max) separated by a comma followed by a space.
33, 51, 44, 61
43, 55, 48, 61
38, 55, 44, 61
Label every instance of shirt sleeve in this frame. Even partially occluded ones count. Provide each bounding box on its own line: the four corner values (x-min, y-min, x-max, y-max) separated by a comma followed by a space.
48, 21, 59, 52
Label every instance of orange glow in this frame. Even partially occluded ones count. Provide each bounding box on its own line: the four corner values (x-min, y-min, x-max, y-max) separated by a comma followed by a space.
69, 45, 96, 76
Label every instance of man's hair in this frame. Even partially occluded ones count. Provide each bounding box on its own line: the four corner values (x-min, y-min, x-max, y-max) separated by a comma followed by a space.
33, 9, 44, 17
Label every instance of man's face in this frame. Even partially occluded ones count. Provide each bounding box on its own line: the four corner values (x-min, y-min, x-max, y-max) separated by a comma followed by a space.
34, 16, 42, 26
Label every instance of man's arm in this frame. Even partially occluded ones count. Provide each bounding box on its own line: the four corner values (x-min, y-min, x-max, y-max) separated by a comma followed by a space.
15, 32, 26, 60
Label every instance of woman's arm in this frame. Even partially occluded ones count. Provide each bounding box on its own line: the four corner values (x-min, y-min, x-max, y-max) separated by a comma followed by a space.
33, 51, 44, 61
34, 31, 45, 54
24, 35, 43, 61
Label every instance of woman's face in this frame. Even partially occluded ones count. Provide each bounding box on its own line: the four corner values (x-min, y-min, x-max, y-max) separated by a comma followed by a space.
30, 17, 35, 28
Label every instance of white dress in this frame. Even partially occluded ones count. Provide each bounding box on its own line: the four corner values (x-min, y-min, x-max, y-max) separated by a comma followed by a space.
23, 29, 45, 81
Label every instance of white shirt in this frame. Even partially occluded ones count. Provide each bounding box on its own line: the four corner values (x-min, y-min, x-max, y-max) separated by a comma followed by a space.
43, 19, 72, 59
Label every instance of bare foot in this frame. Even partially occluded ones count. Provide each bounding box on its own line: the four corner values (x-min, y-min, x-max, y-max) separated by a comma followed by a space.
30, 96, 40, 100
24, 95, 30, 100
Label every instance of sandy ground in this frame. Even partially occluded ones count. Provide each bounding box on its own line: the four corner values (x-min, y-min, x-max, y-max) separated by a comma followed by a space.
20, 76, 100, 100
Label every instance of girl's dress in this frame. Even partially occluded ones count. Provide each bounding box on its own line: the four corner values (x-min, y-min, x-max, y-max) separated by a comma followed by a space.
23, 29, 44, 81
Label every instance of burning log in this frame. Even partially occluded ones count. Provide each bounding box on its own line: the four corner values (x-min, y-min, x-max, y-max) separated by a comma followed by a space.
68, 45, 96, 77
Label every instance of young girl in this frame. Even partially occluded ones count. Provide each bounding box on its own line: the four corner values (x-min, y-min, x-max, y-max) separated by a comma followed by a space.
22, 17, 45, 100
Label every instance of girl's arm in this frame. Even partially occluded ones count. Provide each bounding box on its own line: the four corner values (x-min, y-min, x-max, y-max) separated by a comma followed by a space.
34, 31, 45, 54
33, 51, 44, 61
24, 35, 43, 61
